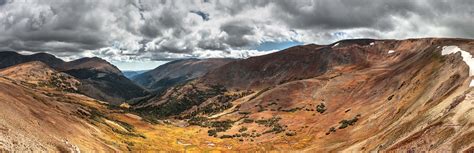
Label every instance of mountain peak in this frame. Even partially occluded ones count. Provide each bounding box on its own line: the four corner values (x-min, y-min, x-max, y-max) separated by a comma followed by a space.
59, 57, 122, 75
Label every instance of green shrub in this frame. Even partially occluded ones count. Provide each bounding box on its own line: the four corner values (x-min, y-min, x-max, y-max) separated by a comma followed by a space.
188, 116, 208, 126
256, 117, 281, 127
243, 118, 254, 123
238, 111, 251, 115
209, 120, 234, 132
220, 135, 233, 139
281, 107, 302, 112
263, 124, 285, 134
387, 95, 394, 101
257, 117, 285, 134
338, 115, 360, 129
239, 126, 248, 132
326, 127, 336, 135
208, 129, 217, 137
316, 103, 326, 113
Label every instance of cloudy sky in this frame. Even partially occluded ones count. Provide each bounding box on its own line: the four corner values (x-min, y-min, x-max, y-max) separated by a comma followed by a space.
1, 0, 473, 70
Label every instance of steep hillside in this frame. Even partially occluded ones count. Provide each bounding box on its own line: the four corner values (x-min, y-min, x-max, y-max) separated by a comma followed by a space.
0, 61, 80, 92
65, 68, 148, 105
0, 65, 239, 152
201, 40, 372, 90
0, 61, 123, 152
134, 38, 474, 152
132, 58, 235, 91
0, 52, 148, 104
60, 57, 148, 104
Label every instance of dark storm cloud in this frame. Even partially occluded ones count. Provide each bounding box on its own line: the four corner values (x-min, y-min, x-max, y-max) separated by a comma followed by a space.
0, 0, 7, 6
272, 0, 417, 31
140, 20, 162, 38
0, 0, 473, 62
271, 0, 474, 38
426, 0, 474, 38
220, 21, 256, 47
0, 0, 110, 55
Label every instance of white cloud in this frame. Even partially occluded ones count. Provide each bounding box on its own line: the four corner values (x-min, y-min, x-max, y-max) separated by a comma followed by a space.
0, 0, 473, 63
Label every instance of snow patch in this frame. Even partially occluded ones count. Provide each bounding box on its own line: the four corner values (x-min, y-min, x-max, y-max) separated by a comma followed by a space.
369, 42, 375, 46
441, 46, 474, 87
332, 43, 339, 48
388, 50, 395, 54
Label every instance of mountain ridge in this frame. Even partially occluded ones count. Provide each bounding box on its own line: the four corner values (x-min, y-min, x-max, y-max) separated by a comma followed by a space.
133, 38, 474, 152
0, 52, 147, 104
132, 58, 236, 92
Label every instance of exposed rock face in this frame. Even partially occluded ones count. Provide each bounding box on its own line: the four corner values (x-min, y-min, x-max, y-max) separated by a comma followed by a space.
135, 38, 474, 152
132, 58, 236, 91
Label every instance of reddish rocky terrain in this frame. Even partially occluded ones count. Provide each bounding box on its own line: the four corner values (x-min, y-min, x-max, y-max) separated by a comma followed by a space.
0, 38, 473, 152
136, 38, 474, 152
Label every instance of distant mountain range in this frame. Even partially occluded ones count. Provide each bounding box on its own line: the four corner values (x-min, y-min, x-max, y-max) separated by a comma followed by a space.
123, 70, 149, 78
0, 38, 473, 152
131, 58, 236, 92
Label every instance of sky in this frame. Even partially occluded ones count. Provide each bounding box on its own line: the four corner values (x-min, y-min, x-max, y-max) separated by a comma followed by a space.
0, 0, 473, 70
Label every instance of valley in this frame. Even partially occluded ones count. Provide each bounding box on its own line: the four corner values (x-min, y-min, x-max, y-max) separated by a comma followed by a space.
0, 38, 473, 152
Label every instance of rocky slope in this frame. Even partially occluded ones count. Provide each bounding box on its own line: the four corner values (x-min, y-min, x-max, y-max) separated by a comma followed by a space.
0, 52, 148, 104
63, 67, 148, 105
0, 61, 80, 92
0, 63, 239, 152
132, 58, 235, 92
0, 38, 472, 152
134, 38, 474, 152
0, 65, 116, 151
